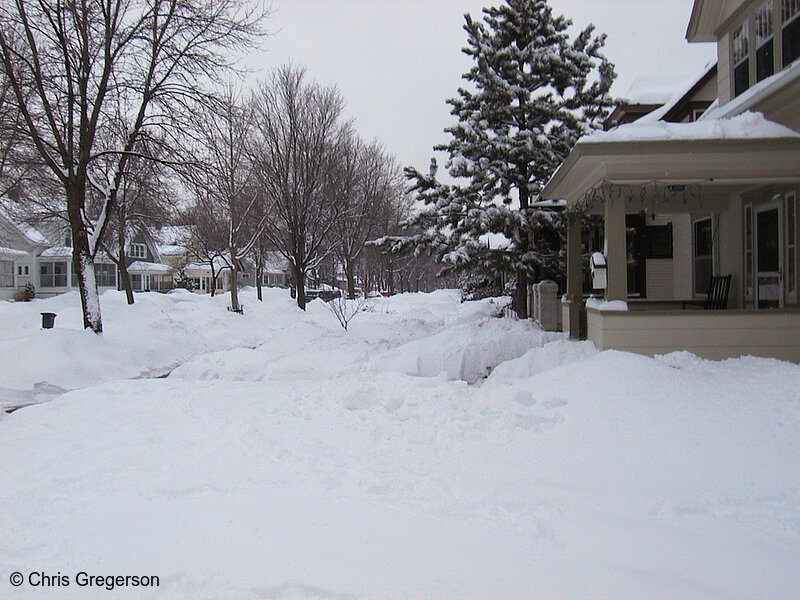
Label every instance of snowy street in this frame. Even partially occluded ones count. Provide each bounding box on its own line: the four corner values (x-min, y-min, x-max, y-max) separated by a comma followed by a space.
1, 289, 799, 599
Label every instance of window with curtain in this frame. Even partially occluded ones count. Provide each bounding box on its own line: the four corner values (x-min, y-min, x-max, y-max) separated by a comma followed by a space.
756, 1, 774, 81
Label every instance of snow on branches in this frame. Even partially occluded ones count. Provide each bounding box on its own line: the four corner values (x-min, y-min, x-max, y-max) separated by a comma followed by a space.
388, 0, 616, 317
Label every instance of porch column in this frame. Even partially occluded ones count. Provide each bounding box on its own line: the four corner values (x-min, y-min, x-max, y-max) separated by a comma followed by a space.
604, 194, 628, 301
564, 215, 582, 338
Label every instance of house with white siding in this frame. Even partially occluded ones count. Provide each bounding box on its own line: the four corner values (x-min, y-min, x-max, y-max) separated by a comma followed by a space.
0, 211, 171, 299
543, 0, 800, 362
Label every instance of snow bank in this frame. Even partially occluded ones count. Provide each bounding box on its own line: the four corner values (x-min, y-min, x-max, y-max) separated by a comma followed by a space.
2, 344, 799, 598
585, 297, 628, 311
373, 316, 562, 383
2, 289, 799, 598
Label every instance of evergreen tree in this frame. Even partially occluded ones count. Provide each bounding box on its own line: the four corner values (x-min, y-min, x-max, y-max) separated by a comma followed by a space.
391, 0, 615, 317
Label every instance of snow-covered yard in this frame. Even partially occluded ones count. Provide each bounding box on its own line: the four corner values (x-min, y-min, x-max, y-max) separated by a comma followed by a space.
1, 289, 799, 599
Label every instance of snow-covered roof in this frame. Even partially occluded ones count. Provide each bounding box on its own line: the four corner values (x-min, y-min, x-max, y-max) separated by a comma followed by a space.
153, 225, 191, 246
530, 198, 566, 209
128, 261, 173, 273
157, 244, 187, 256
700, 58, 800, 122
0, 246, 29, 258
579, 111, 799, 145
39, 246, 72, 257
637, 61, 716, 124
262, 251, 290, 273
624, 73, 695, 105
16, 222, 50, 245
184, 259, 229, 272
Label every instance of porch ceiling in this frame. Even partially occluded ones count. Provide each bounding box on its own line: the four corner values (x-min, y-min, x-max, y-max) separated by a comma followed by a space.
542, 137, 800, 206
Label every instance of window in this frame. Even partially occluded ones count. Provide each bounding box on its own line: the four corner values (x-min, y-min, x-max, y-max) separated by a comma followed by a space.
745, 204, 754, 297
756, 1, 775, 81
40, 261, 68, 287
129, 243, 147, 259
0, 260, 13, 287
733, 22, 750, 96
788, 192, 797, 294
784, 0, 800, 66
17, 265, 29, 276
96, 264, 117, 287
646, 224, 673, 259
694, 218, 714, 295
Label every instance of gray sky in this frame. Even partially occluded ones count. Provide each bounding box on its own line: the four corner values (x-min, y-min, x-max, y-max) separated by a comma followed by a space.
242, 0, 717, 173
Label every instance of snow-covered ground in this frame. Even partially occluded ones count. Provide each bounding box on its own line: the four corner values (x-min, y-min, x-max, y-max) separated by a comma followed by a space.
1, 288, 799, 599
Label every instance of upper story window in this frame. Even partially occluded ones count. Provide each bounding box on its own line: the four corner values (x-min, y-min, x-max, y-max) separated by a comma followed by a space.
129, 243, 147, 259
756, 1, 775, 81
733, 22, 750, 96
784, 0, 800, 66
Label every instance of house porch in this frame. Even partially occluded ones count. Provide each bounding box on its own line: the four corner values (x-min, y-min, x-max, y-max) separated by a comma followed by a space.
545, 132, 800, 362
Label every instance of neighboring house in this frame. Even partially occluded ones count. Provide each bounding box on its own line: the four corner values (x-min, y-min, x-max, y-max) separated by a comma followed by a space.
259, 251, 291, 288
542, 0, 800, 362
0, 210, 174, 299
152, 225, 288, 295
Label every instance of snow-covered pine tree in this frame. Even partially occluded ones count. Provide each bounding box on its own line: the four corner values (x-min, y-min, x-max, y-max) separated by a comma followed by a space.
399, 0, 615, 317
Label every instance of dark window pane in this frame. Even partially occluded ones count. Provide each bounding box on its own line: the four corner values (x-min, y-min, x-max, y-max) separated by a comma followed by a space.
783, 16, 800, 66
694, 219, 713, 256
757, 208, 780, 271
734, 60, 750, 96
646, 224, 673, 259
695, 257, 713, 294
756, 40, 774, 81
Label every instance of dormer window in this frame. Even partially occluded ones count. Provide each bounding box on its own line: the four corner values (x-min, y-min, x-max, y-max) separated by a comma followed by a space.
733, 22, 750, 96
783, 0, 800, 66
756, 1, 775, 81
129, 243, 147, 259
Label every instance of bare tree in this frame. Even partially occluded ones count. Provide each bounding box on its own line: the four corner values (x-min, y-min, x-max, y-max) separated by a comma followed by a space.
0, 0, 265, 332
331, 137, 405, 298
186, 88, 263, 312
100, 150, 172, 304
251, 66, 350, 310
184, 191, 230, 298
325, 295, 371, 331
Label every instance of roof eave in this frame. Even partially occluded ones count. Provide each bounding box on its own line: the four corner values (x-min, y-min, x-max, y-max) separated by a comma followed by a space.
686, 0, 720, 43
542, 136, 800, 205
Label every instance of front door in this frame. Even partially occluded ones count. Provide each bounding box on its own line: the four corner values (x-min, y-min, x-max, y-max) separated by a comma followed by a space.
755, 200, 783, 309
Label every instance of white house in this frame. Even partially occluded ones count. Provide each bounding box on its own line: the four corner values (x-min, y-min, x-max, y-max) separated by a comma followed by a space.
542, 0, 800, 362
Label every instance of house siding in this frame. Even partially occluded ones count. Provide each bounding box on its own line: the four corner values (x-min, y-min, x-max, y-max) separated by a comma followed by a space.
587, 307, 800, 362
718, 30, 733, 105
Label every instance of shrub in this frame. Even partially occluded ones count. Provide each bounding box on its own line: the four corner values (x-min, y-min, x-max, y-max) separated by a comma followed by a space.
13, 283, 36, 302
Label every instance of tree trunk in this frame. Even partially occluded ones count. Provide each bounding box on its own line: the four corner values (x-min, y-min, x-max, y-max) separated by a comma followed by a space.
118, 261, 134, 304
514, 184, 531, 319
292, 262, 306, 310
116, 215, 135, 304
209, 263, 217, 297
229, 259, 240, 312
256, 262, 263, 301
386, 259, 394, 295
66, 184, 103, 333
344, 257, 356, 299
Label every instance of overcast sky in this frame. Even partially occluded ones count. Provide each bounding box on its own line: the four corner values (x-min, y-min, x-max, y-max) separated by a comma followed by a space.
242, 0, 717, 173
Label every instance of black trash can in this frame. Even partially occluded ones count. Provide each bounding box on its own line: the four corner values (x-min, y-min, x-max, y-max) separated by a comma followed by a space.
41, 312, 57, 329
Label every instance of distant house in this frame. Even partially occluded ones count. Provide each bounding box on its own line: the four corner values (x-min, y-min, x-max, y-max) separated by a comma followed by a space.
0, 211, 173, 299
542, 0, 800, 362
